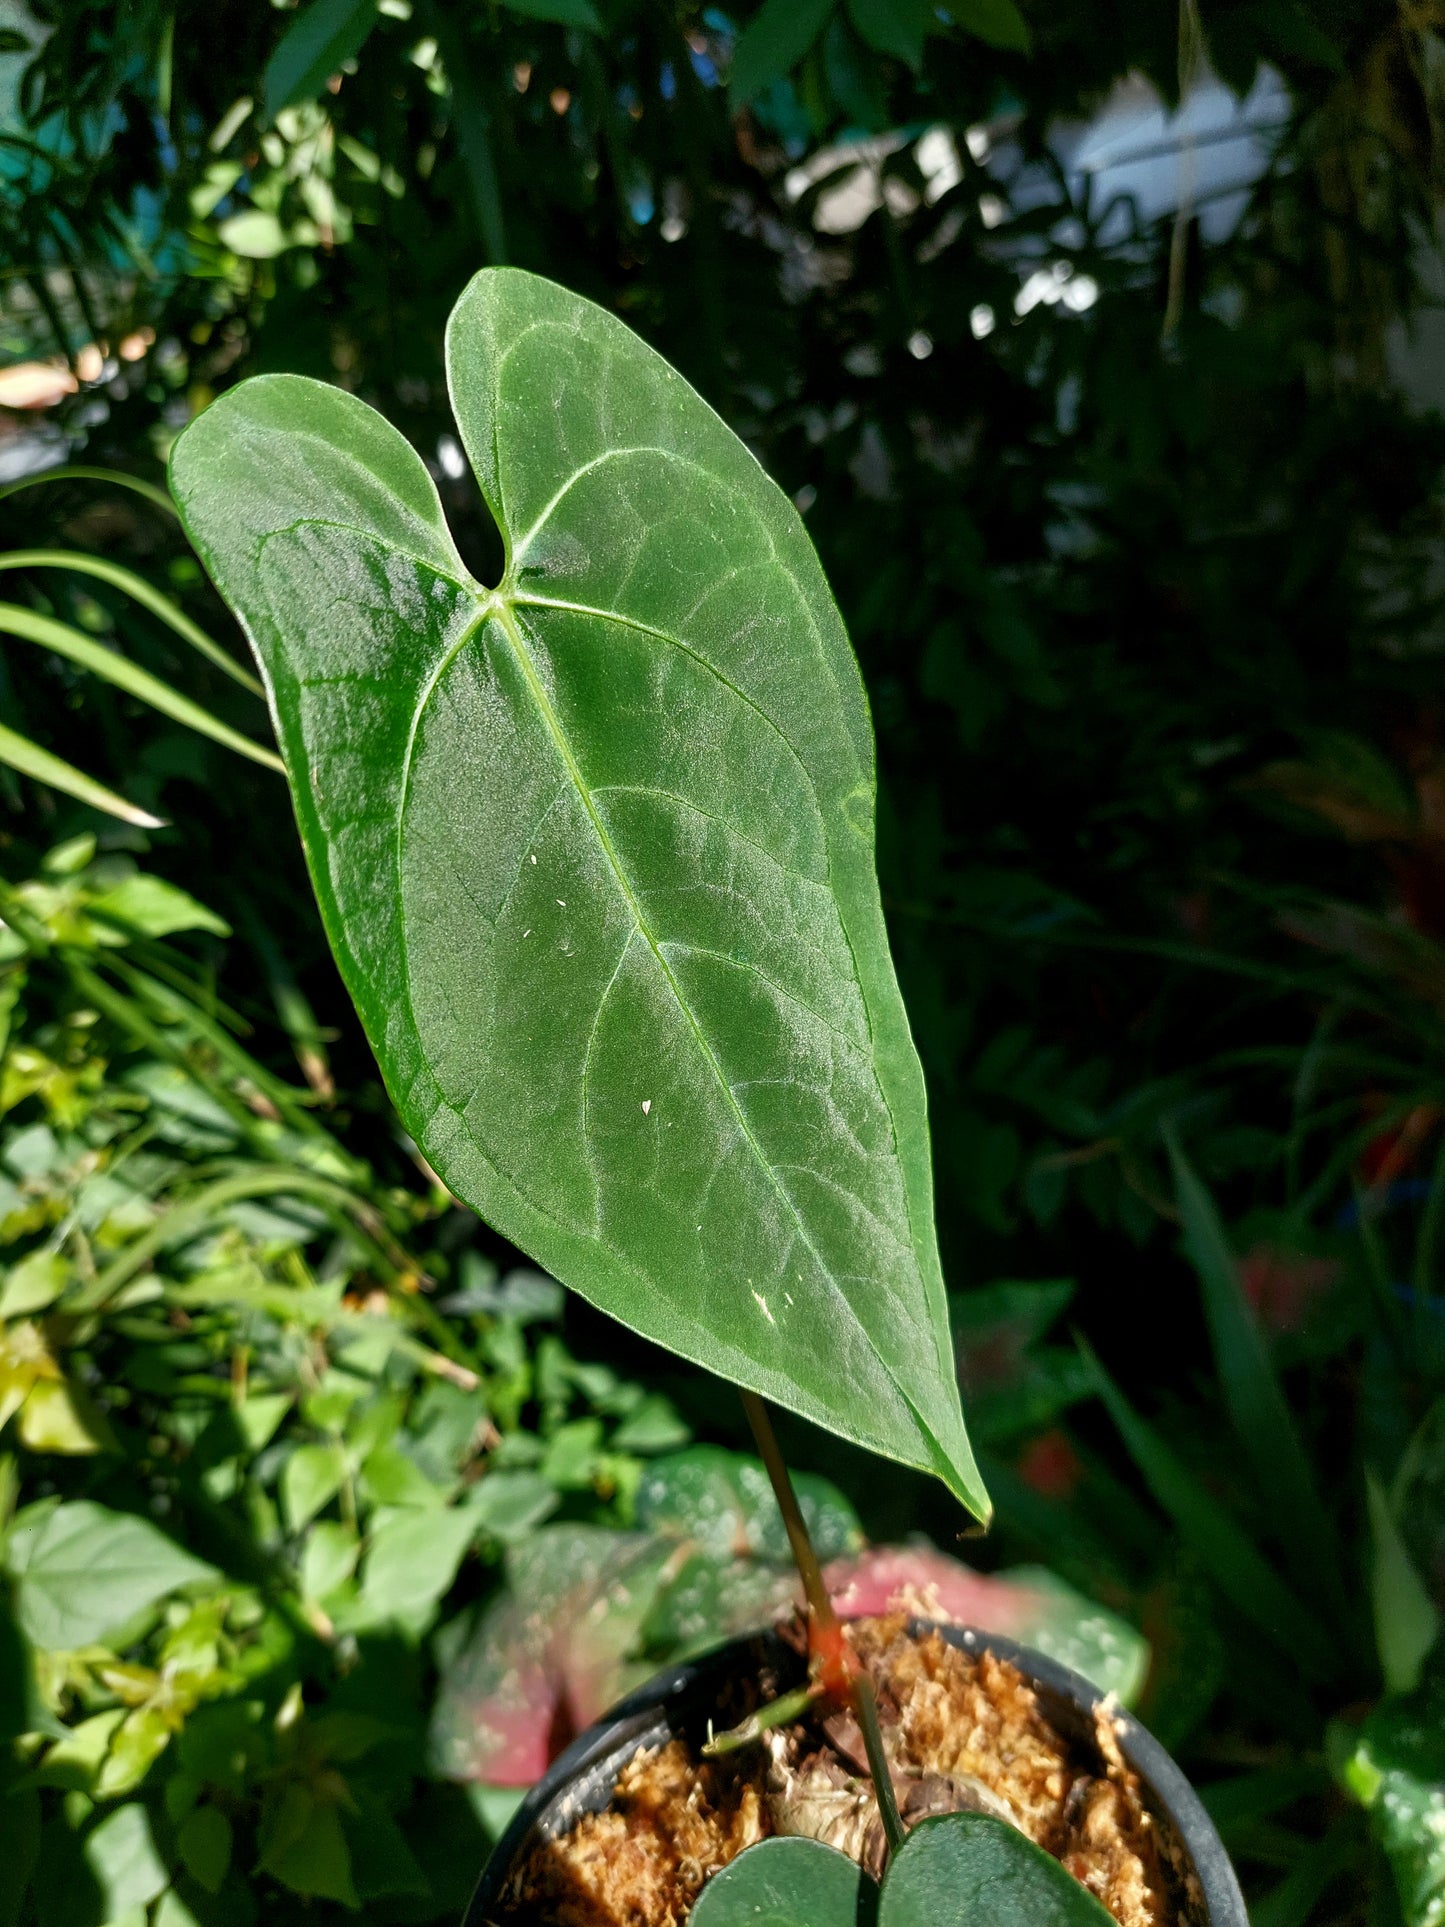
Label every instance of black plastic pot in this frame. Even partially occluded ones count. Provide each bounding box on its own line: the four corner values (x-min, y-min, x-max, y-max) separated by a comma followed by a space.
463, 1622, 1248, 1927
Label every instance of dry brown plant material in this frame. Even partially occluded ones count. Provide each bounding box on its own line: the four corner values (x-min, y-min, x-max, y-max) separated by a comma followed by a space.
501, 1617, 1189, 1927
499, 1739, 768, 1927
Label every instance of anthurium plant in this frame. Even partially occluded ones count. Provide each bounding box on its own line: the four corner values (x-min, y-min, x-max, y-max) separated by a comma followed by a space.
169, 267, 1087, 1917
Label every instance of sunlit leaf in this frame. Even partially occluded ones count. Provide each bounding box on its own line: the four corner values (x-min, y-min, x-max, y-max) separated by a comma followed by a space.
7, 1500, 218, 1650
170, 267, 987, 1519
83, 1804, 170, 1919
87, 874, 231, 941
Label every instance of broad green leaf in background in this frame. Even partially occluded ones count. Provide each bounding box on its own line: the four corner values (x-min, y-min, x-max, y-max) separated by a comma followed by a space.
170, 267, 988, 1520
847, 0, 938, 68
5, 1500, 218, 1650
729, 0, 837, 103
501, 0, 603, 29
635, 1445, 863, 1563
262, 0, 379, 120
689, 1836, 871, 1927
877, 1812, 1114, 1924
950, 0, 1032, 53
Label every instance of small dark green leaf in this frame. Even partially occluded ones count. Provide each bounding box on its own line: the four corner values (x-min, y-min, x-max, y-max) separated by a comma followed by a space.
949, 0, 1030, 53
500, 0, 602, 28
690, 1836, 874, 1927
259, 1786, 358, 1907
846, 0, 936, 68
730, 0, 837, 103
262, 0, 379, 120
177, 1807, 233, 1894
0, 29, 33, 52
878, 1813, 1113, 1924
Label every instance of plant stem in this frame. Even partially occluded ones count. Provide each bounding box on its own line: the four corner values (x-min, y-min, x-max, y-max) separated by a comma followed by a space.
740, 1390, 906, 1857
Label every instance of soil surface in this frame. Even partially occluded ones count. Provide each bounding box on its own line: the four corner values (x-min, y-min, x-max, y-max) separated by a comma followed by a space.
498, 1615, 1199, 1927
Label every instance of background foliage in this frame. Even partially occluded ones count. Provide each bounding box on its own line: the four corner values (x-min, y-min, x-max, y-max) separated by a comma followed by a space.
5, 1, 1445, 1922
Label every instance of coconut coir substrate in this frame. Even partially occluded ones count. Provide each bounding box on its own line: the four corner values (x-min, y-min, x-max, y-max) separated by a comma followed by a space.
499, 1616, 1198, 1927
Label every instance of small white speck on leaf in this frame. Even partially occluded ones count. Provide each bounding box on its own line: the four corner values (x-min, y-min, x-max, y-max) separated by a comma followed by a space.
556, 899, 566, 908
642, 1099, 652, 1114
529, 854, 537, 864
522, 929, 532, 938
751, 1290, 775, 1325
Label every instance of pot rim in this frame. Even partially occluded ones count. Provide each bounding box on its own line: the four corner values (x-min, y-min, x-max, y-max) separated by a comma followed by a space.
462, 1619, 1247, 1927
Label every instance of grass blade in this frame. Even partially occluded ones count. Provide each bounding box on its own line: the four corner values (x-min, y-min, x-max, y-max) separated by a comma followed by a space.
0, 549, 263, 694
0, 464, 176, 515
1081, 1336, 1337, 1680
0, 602, 284, 771
1365, 1471, 1440, 1694
0, 721, 166, 828
1166, 1130, 1353, 1641
1250, 1818, 1360, 1927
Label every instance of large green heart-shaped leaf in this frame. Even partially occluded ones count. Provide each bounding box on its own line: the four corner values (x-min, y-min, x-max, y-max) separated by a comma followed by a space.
690, 1837, 874, 1927
169, 267, 986, 1517
878, 1813, 1116, 1925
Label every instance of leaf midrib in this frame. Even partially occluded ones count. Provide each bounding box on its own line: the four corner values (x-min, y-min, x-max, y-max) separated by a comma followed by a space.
489, 596, 926, 1402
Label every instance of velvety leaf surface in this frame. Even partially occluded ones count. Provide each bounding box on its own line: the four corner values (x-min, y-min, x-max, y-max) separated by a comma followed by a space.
877, 1813, 1115, 1925
689, 1836, 874, 1927
170, 268, 985, 1518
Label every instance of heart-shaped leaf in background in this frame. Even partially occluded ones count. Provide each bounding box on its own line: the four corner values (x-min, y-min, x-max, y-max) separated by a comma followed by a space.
689, 1835, 876, 1927
170, 268, 987, 1520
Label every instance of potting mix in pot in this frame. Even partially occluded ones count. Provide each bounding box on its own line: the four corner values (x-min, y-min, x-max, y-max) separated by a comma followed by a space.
170, 269, 1238, 1927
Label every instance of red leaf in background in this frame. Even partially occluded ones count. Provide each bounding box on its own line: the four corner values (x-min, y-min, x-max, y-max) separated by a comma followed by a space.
824, 1545, 1040, 1633
1015, 1427, 1083, 1499
1236, 1245, 1341, 1334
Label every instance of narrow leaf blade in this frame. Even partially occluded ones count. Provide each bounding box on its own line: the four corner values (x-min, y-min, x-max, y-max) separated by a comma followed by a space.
1082, 1338, 1336, 1679
0, 604, 284, 770
263, 0, 379, 120
169, 267, 987, 1519
0, 723, 166, 828
1168, 1135, 1350, 1634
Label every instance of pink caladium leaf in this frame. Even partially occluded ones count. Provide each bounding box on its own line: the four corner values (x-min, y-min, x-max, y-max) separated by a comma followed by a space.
825, 1545, 1149, 1704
